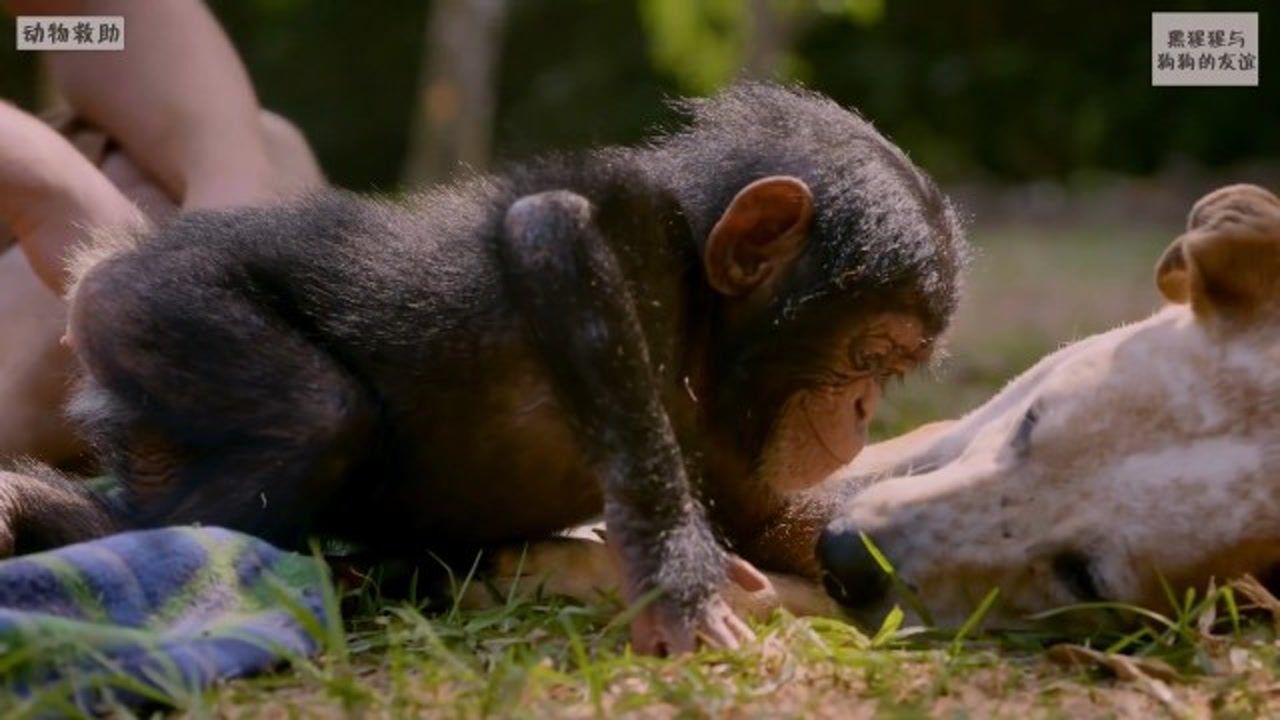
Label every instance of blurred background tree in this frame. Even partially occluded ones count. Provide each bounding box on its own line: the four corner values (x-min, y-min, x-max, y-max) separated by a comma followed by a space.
1, 0, 1275, 190
403, 0, 507, 185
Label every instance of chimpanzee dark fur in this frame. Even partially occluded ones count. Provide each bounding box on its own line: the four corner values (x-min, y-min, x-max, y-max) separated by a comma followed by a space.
52, 83, 964, 632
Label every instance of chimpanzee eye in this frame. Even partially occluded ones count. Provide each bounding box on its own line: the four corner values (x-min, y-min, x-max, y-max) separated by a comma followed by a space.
850, 349, 884, 374
1011, 403, 1039, 454
880, 368, 904, 384
850, 341, 900, 377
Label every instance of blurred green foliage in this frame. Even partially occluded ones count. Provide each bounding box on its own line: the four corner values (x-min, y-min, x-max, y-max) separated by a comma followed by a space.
800, 0, 1277, 180
639, 0, 884, 93
640, 0, 746, 95
1, 0, 1275, 189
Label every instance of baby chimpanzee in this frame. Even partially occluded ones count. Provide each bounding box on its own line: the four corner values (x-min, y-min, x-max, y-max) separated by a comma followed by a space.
48, 83, 965, 654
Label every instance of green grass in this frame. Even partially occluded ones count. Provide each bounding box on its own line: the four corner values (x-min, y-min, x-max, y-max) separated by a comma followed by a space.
188, 572, 1280, 718
26, 222, 1280, 718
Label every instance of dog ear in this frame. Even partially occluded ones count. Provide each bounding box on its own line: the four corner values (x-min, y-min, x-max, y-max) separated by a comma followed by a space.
1155, 184, 1280, 321
1155, 237, 1190, 304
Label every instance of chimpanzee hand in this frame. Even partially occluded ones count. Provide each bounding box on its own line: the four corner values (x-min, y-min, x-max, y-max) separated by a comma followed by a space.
726, 553, 771, 593
606, 532, 761, 654
631, 590, 756, 655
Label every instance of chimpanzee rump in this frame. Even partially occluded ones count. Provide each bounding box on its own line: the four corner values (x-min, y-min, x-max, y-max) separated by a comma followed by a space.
39, 83, 964, 653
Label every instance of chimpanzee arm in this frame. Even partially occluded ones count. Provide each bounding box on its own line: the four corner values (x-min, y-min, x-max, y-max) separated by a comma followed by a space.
499, 190, 739, 650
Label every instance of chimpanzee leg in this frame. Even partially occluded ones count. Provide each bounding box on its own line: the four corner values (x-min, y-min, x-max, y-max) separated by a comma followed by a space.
0, 464, 121, 556
498, 191, 729, 643
69, 253, 376, 547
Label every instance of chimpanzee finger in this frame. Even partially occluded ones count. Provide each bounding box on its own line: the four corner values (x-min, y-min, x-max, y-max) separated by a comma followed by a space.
726, 554, 769, 592
630, 624, 659, 656
630, 608, 663, 656
698, 614, 741, 650
696, 597, 754, 650
725, 610, 756, 644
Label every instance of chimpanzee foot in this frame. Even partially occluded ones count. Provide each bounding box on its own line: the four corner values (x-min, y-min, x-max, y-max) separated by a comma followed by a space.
0, 469, 118, 557
0, 472, 27, 558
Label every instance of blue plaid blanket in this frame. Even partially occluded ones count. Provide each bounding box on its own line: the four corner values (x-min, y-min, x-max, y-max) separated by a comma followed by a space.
0, 526, 331, 712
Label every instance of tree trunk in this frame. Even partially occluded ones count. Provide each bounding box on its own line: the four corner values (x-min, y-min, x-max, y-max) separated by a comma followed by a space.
403, 0, 508, 186
745, 0, 790, 81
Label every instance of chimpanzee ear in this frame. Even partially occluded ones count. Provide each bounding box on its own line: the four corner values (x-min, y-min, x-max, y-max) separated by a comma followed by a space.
705, 176, 814, 296
1156, 184, 1280, 320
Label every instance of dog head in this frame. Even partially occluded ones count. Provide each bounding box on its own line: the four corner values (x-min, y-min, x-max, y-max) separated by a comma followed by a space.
818, 185, 1280, 630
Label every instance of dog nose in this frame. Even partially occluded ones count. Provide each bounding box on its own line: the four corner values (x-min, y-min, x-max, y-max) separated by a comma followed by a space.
817, 524, 892, 609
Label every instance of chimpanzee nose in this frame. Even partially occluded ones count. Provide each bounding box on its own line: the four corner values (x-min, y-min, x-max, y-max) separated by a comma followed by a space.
817, 524, 892, 609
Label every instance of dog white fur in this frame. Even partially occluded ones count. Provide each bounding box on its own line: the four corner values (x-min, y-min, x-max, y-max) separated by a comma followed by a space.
470, 184, 1280, 632
831, 184, 1280, 628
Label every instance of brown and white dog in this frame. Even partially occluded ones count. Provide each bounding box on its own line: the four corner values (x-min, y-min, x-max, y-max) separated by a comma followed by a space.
472, 184, 1280, 632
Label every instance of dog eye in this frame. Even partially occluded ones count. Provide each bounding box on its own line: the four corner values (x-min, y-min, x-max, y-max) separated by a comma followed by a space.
1051, 550, 1104, 602
1012, 404, 1040, 454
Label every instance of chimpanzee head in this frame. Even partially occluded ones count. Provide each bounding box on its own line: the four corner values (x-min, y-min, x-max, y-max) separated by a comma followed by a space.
650, 82, 967, 492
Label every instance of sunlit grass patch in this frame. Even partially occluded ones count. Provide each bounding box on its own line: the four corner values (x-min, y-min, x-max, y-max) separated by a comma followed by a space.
186, 568, 1280, 718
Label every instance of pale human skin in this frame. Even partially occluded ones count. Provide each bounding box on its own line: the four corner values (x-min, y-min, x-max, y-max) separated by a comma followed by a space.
0, 104, 143, 463
0, 0, 323, 465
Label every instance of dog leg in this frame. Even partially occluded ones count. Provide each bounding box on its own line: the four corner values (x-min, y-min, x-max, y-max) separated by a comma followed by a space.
459, 533, 838, 621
